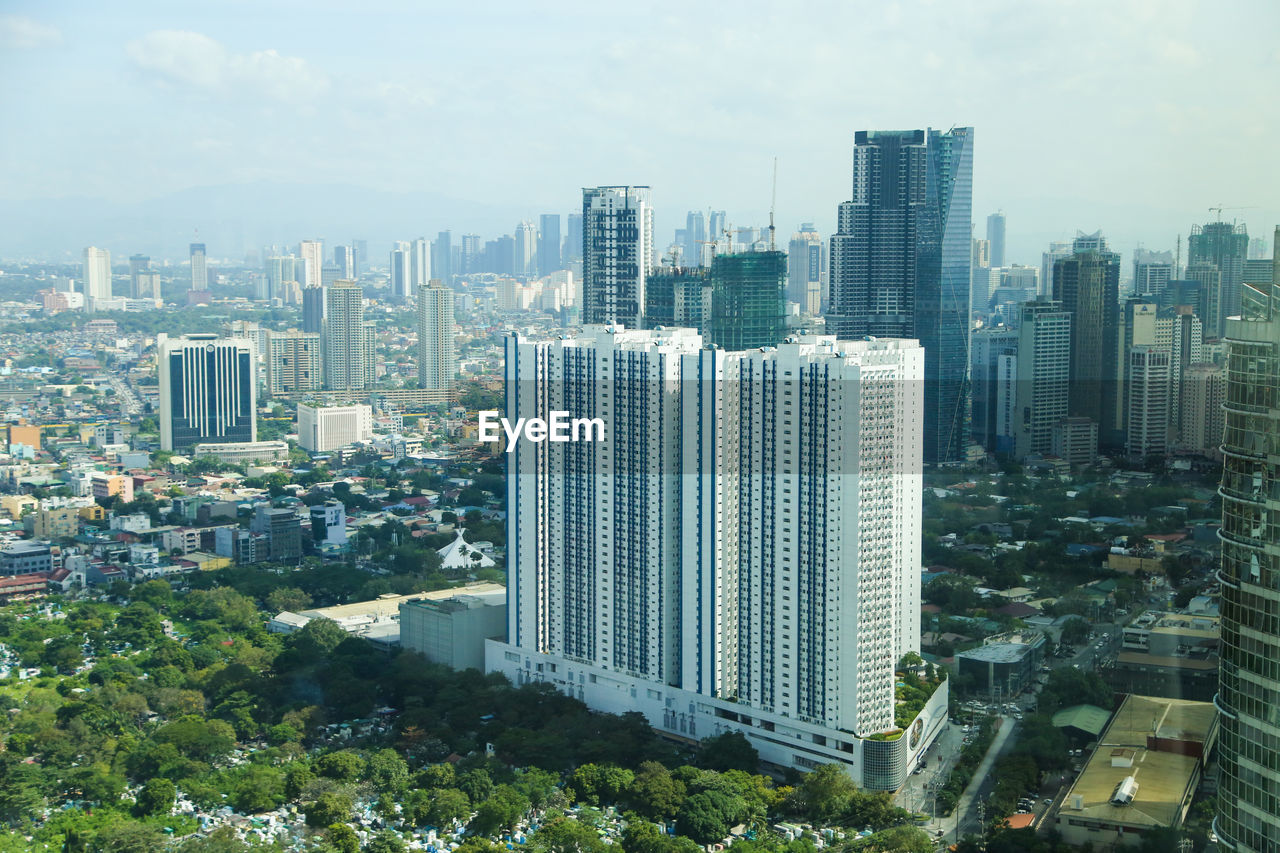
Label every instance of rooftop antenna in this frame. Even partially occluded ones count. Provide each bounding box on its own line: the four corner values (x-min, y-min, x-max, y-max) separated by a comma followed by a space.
769, 156, 778, 251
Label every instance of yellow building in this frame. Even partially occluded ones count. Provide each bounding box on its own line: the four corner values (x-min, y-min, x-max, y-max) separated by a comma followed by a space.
0, 494, 37, 520
7, 424, 43, 449
78, 505, 106, 522
31, 507, 78, 540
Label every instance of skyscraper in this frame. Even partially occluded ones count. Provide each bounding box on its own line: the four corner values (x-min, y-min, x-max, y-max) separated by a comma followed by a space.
787, 225, 823, 315
1053, 232, 1121, 447
265, 331, 322, 396
1040, 240, 1074, 300
410, 238, 430, 290
158, 334, 256, 452
491, 328, 938, 786
1215, 276, 1280, 852
128, 254, 150, 298
431, 231, 452, 284
334, 244, 355, 280
417, 280, 455, 393
514, 221, 537, 276
582, 186, 654, 328
389, 242, 412, 303
644, 266, 710, 331
564, 213, 584, 266
969, 325, 1018, 453
265, 255, 299, 303
323, 281, 367, 391
190, 243, 208, 292
302, 286, 324, 335
1189, 220, 1249, 338
1011, 301, 1072, 458
706, 250, 787, 350
82, 247, 112, 310
828, 127, 974, 463
460, 234, 482, 275
299, 240, 323, 289
986, 211, 1006, 268
684, 210, 708, 269
1133, 248, 1174, 297
538, 214, 561, 277
1123, 346, 1170, 461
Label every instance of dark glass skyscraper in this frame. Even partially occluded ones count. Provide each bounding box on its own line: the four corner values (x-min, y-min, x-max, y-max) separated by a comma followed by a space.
828, 127, 974, 463
1053, 233, 1121, 447
706, 251, 787, 350
1189, 220, 1249, 338
538, 214, 561, 277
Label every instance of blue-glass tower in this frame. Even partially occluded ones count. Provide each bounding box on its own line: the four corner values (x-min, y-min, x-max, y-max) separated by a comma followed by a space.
828, 127, 974, 463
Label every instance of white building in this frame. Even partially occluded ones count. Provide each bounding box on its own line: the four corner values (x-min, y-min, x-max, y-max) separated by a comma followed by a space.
487, 326, 943, 788
299, 240, 323, 289
266, 331, 321, 396
582, 186, 654, 327
418, 280, 456, 393
297, 403, 373, 453
82, 246, 112, 310
309, 499, 347, 548
189, 243, 208, 292
1125, 346, 1171, 460
1179, 363, 1225, 457
323, 281, 367, 391
1011, 301, 1072, 458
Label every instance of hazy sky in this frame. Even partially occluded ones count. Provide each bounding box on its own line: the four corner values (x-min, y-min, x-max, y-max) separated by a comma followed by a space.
2, 0, 1278, 264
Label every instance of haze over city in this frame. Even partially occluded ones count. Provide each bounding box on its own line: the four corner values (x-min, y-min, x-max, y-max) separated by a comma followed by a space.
2, 0, 1279, 260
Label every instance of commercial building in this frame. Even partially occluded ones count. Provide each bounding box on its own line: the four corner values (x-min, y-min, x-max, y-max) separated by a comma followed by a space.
82, 246, 112, 310
309, 500, 347, 548
158, 334, 256, 452
266, 331, 322, 396
1055, 695, 1216, 849
706, 251, 787, 351
190, 440, 288, 464
1133, 249, 1174, 298
297, 403, 373, 453
1179, 363, 1225, 457
1215, 275, 1280, 851
538, 214, 562, 277
400, 589, 508, 671
970, 326, 1018, 454
417, 280, 456, 393
0, 541, 53, 576
1124, 346, 1171, 461
1010, 301, 1072, 459
644, 266, 710, 331
323, 281, 367, 391
90, 472, 134, 503
30, 507, 78, 540
986, 211, 1006, 268
1189, 220, 1249, 338
787, 225, 823, 315
1107, 611, 1219, 701
250, 505, 302, 563
389, 242, 411, 302
189, 243, 208, 292
299, 240, 323, 289
827, 127, 974, 463
955, 631, 1046, 699
1054, 232, 1121, 448
582, 186, 654, 328
489, 327, 944, 788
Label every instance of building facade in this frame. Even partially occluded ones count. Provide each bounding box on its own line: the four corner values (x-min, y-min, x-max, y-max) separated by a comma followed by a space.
158, 334, 256, 452
1054, 233, 1121, 448
1011, 301, 1072, 459
706, 250, 787, 351
297, 403, 373, 453
1190, 221, 1249, 339
418, 280, 456, 393
582, 186, 654, 328
827, 127, 974, 463
645, 267, 711, 331
82, 246, 112, 309
189, 243, 208, 292
323, 281, 367, 391
266, 331, 322, 396
787, 225, 823, 315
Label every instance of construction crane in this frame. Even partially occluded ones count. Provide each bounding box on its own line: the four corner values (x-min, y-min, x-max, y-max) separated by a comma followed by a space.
1209, 205, 1258, 221
769, 156, 778, 251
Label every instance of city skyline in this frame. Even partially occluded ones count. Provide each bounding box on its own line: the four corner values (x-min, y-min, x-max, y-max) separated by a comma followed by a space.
1, 3, 1278, 262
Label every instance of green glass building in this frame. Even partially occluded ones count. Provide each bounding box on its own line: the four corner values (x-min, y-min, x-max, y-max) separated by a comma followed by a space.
644, 266, 711, 331
706, 251, 787, 350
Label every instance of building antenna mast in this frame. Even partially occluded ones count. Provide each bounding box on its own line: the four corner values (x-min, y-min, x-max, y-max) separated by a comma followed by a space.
769, 157, 778, 251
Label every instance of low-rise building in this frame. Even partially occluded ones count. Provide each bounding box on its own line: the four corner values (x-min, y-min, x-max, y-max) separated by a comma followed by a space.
0, 541, 53, 576
190, 440, 289, 464
297, 403, 373, 453
956, 630, 1046, 698
399, 589, 507, 670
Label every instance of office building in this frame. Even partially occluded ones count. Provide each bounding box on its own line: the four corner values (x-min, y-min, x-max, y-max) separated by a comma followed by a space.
537, 214, 561, 277
645, 266, 711, 331
787, 225, 823, 315
189, 243, 208, 292
1053, 232, 1121, 447
302, 286, 324, 334
564, 213, 584, 265
251, 505, 302, 563
0, 541, 52, 577
323, 282, 367, 391
706, 250, 787, 350
1011, 301, 1072, 459
334, 244, 355, 280
158, 334, 256, 452
971, 238, 992, 315
1052, 417, 1099, 466
310, 500, 348, 548
828, 127, 974, 463
401, 590, 508, 671
1244, 258, 1274, 289
1133, 248, 1174, 297
266, 331, 321, 396
411, 237, 430, 290
265, 255, 299, 304
82, 246, 112, 309
1215, 277, 1280, 852
1190, 221, 1249, 338
297, 403, 373, 453
1183, 263, 1223, 335
491, 327, 943, 788
431, 231, 452, 284
1179, 363, 1225, 457
582, 186, 655, 327
418, 280, 455, 393
1124, 346, 1170, 460
970, 326, 1018, 453
514, 221, 537, 276
128, 254, 150, 298
299, 240, 323, 289
986, 211, 1006, 268
684, 210, 708, 269
956, 631, 1045, 697
1041, 240, 1074, 300
389, 242, 411, 302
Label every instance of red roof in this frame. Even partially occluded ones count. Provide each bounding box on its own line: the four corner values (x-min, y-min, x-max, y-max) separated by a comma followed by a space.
1004, 814, 1035, 829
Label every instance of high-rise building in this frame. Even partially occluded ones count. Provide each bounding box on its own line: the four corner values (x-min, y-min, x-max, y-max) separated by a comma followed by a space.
189, 243, 208, 292
828, 127, 974, 463
460, 234, 482, 275
514, 221, 537, 276
684, 210, 708, 269
302, 286, 325, 335
1178, 363, 1225, 457
491, 328, 939, 787
787, 225, 823, 315
299, 240, 323, 289
970, 326, 1018, 453
1053, 232, 1121, 447
128, 254, 150, 298
389, 242, 412, 303
564, 213, 584, 265
1215, 277, 1280, 852
297, 403, 373, 452
265, 255, 299, 303
644, 267, 711, 331
323, 281, 367, 391
1041, 240, 1073, 300
706, 251, 787, 351
1189, 221, 1248, 338
82, 247, 112, 309
986, 211, 1006, 268
1011, 301, 1072, 459
538, 214, 561, 277
431, 231, 452, 284
971, 238, 992, 315
411, 237, 430, 289
1123, 346, 1170, 461
417, 280, 455, 393
352, 239, 367, 275
334, 245, 355, 280
265, 331, 321, 396
582, 186, 655, 328
1133, 248, 1174, 297
158, 334, 256, 452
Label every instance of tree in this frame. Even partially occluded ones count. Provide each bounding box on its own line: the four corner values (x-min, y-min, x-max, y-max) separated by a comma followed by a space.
792, 764, 857, 824
266, 586, 313, 613
425, 788, 471, 828
94, 821, 167, 853
326, 824, 360, 853
457, 767, 494, 803
854, 825, 932, 852
527, 816, 609, 853
284, 762, 315, 799
316, 750, 366, 781
135, 777, 176, 816
364, 830, 407, 853
468, 785, 529, 836
1059, 617, 1090, 645
569, 763, 634, 806
676, 790, 745, 844
306, 790, 354, 827
291, 617, 350, 660
367, 748, 410, 795
698, 732, 759, 773
628, 761, 686, 820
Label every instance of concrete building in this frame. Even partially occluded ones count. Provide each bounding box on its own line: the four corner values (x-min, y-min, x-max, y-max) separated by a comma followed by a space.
1055, 232, 1121, 448
297, 403, 373, 453
158, 334, 257, 452
955, 631, 1046, 699
418, 280, 456, 393
1010, 301, 1072, 459
266, 331, 322, 396
250, 505, 302, 563
970, 325, 1018, 454
0, 541, 53, 576
82, 246, 112, 310
488, 327, 944, 788
1124, 346, 1171, 461
90, 472, 134, 504
189, 243, 208, 292
400, 589, 507, 671
323, 281, 367, 391
190, 440, 288, 464
30, 507, 78, 540
310, 500, 347, 548
299, 240, 323, 289
787, 224, 823, 315
582, 186, 654, 328
1179, 363, 1225, 457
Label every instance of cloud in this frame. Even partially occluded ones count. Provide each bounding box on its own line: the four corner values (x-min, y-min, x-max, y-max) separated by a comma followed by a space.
0, 15, 61, 49
125, 30, 329, 102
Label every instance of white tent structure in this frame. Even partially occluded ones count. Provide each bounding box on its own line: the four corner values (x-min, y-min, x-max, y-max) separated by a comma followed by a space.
437, 528, 495, 570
